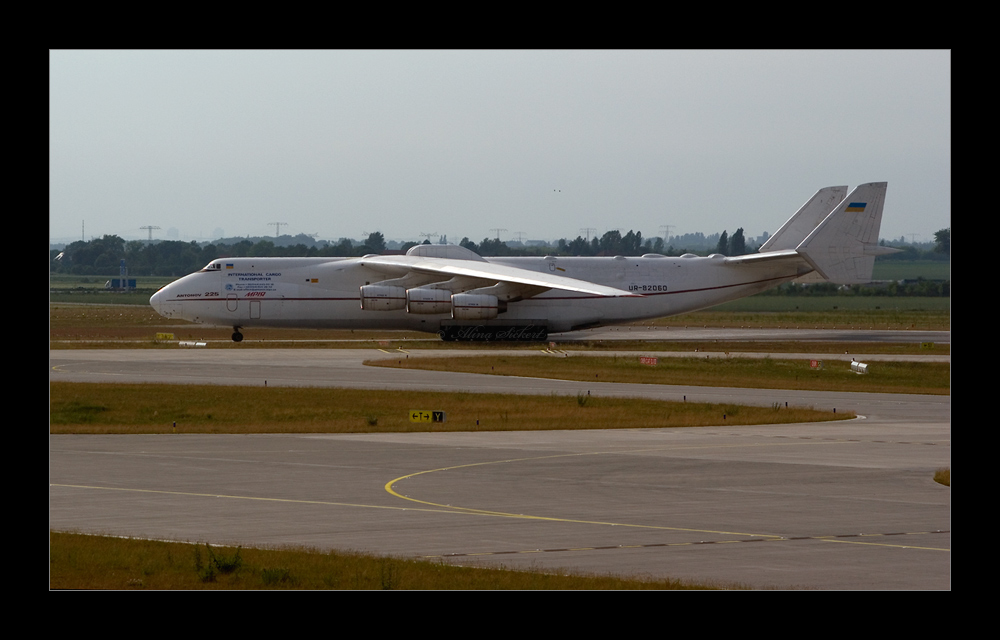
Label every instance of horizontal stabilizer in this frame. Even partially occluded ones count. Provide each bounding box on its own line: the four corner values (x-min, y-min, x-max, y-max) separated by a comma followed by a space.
723, 249, 802, 266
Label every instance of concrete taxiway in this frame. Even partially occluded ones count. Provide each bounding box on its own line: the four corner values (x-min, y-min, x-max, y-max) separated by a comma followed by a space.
50, 343, 950, 589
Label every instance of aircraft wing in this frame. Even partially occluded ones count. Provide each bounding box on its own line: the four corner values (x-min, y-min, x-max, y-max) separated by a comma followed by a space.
358, 255, 640, 297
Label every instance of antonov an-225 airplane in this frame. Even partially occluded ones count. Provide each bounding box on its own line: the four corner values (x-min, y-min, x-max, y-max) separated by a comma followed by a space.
150, 182, 894, 342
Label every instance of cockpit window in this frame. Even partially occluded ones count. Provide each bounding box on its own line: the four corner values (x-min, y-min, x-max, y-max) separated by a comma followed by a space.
201, 262, 222, 272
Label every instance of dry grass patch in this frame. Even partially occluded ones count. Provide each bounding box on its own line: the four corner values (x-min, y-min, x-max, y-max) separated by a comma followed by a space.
49, 382, 850, 434
369, 354, 949, 395
50, 532, 718, 590
934, 468, 950, 487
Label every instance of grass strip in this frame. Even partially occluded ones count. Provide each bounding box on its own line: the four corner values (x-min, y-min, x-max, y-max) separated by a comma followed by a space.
368, 354, 949, 395
49, 532, 719, 590
49, 382, 850, 434
48, 302, 951, 348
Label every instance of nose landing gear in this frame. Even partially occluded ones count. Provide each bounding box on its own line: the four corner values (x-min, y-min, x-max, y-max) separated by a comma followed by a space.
232, 327, 243, 342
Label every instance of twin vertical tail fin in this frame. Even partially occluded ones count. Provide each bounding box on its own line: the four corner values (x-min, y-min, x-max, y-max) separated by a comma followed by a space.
760, 185, 848, 252
796, 182, 896, 284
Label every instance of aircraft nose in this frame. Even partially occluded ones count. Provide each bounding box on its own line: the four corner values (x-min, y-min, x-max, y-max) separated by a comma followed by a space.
150, 287, 172, 318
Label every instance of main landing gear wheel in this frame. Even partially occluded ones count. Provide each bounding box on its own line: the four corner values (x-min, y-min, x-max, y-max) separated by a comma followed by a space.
232, 329, 243, 342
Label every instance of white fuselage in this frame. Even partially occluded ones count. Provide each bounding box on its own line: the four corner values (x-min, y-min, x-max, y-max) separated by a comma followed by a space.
150, 253, 807, 336
148, 182, 889, 340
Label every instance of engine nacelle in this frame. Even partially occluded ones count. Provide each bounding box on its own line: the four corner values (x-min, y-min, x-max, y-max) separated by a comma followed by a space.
406, 288, 452, 314
452, 293, 499, 320
360, 285, 406, 311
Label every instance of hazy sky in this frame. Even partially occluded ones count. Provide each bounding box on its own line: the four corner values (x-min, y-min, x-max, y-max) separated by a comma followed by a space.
50, 50, 950, 247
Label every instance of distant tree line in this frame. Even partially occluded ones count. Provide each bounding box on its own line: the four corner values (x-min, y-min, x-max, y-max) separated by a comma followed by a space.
50, 227, 950, 278
460, 227, 757, 258
51, 232, 393, 277
761, 280, 949, 297
876, 228, 950, 261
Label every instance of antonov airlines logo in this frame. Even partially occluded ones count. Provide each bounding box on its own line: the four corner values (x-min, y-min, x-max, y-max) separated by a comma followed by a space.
845, 202, 867, 212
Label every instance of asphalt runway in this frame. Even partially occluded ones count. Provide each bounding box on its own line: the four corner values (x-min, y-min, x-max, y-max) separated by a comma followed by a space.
50, 339, 950, 589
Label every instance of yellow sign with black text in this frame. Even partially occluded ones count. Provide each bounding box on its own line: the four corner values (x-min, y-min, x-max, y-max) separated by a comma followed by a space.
409, 410, 446, 423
